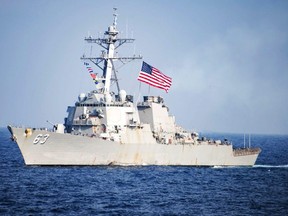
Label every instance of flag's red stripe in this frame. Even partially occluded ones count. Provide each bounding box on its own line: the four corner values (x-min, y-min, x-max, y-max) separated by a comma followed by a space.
152, 72, 172, 86
138, 72, 171, 88
152, 69, 172, 86
138, 77, 169, 92
152, 68, 172, 81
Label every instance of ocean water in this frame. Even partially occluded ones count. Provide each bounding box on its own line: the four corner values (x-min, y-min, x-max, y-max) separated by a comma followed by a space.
0, 128, 287, 215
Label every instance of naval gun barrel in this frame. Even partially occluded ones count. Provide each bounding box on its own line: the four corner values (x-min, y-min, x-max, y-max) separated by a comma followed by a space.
46, 120, 57, 130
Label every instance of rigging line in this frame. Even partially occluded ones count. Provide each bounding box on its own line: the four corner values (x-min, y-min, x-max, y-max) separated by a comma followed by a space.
90, 45, 93, 56
116, 58, 135, 70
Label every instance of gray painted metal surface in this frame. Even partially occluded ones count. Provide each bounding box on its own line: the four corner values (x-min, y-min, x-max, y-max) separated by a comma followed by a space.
8, 126, 260, 166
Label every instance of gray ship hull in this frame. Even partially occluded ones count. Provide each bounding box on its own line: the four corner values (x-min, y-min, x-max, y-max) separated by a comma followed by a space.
8, 126, 260, 166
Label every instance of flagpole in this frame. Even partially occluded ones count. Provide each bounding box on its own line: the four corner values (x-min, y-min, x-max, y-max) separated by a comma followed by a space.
136, 82, 141, 105
148, 85, 151, 96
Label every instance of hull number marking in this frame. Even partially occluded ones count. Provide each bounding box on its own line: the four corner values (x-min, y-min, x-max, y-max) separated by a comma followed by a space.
33, 134, 49, 144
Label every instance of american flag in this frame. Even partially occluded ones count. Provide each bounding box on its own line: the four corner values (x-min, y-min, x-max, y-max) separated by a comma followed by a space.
137, 61, 172, 92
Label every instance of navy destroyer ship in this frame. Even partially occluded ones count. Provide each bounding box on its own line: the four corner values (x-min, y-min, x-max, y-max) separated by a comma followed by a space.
8, 9, 261, 166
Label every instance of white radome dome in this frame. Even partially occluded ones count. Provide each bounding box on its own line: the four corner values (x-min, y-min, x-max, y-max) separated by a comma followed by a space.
119, 90, 127, 103
78, 93, 86, 102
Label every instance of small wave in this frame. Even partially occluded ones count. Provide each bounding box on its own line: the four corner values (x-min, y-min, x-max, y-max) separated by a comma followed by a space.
253, 164, 288, 168
212, 166, 224, 169
212, 165, 238, 169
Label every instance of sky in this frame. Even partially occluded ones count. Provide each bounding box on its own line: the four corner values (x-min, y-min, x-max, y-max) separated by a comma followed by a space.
0, 0, 288, 135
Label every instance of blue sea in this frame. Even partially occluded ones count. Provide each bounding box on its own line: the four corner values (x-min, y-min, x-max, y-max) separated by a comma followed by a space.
0, 128, 287, 215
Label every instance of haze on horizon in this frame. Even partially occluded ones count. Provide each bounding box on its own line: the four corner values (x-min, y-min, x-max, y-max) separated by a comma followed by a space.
0, 0, 287, 135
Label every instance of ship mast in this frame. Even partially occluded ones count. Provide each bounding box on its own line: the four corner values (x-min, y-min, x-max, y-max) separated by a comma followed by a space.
81, 8, 142, 94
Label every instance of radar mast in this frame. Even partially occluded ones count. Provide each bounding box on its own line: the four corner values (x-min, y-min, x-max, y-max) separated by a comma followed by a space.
81, 8, 142, 94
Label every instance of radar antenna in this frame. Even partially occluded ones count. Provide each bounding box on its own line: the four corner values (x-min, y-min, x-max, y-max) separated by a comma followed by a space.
81, 9, 142, 94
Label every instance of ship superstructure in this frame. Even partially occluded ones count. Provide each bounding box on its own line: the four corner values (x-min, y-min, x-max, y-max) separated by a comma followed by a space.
7, 9, 261, 166
64, 9, 142, 138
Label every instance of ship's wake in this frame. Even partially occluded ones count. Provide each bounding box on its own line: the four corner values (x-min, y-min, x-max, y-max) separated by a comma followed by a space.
253, 164, 288, 168
212, 164, 288, 169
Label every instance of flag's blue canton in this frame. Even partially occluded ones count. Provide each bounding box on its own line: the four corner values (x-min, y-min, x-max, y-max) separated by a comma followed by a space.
141, 62, 152, 75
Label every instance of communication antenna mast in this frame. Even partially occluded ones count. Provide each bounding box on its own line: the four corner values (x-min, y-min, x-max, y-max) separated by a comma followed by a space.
81, 8, 142, 94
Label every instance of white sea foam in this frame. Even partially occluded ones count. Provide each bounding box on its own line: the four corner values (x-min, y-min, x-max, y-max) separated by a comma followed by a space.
212, 165, 238, 169
253, 164, 288, 168
212, 164, 288, 169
